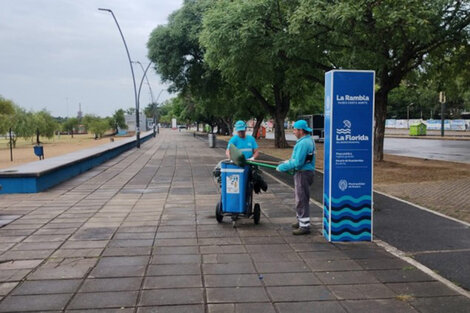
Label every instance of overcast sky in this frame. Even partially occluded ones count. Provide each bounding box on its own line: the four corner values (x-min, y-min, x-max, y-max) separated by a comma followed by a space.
0, 0, 183, 117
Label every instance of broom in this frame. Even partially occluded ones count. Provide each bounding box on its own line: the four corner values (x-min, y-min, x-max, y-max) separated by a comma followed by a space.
228, 144, 293, 174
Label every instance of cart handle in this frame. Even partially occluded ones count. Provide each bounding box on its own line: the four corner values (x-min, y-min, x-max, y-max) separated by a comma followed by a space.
247, 160, 294, 175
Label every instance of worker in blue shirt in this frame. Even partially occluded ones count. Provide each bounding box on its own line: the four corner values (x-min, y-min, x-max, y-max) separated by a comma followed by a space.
277, 120, 315, 235
226, 120, 259, 160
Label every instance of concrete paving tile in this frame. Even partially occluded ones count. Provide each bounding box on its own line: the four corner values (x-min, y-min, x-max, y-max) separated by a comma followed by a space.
143, 275, 202, 289
256, 261, 310, 273
0, 259, 43, 270
267, 286, 335, 301
386, 281, 459, 297
97, 256, 149, 267
203, 263, 256, 275
0, 236, 26, 243
67, 309, 134, 313
0, 250, 54, 261
153, 246, 199, 255
147, 264, 201, 276
0, 269, 32, 282
102, 247, 151, 256
241, 236, 286, 245
0, 282, 18, 296
139, 288, 203, 306
12, 279, 82, 295
155, 232, 196, 239
28, 265, 92, 280
316, 270, 380, 285
261, 272, 321, 286
79, 277, 143, 292
198, 238, 242, 245
203, 254, 252, 264
89, 265, 146, 278
250, 252, 301, 263
71, 227, 116, 240
299, 250, 349, 261
52, 248, 103, 258
342, 299, 419, 313
151, 254, 200, 264
329, 283, 396, 300
108, 239, 154, 248
356, 258, 409, 270
154, 238, 198, 246
208, 302, 276, 313
114, 232, 155, 240
62, 240, 108, 249
306, 259, 363, 272
12, 241, 62, 250
137, 305, 204, 313
200, 245, 246, 254
158, 226, 196, 232
370, 269, 435, 283
118, 226, 157, 233
204, 274, 262, 287
245, 244, 293, 253
410, 296, 470, 313
206, 287, 269, 303
275, 301, 347, 313
68, 291, 138, 309
0, 293, 72, 312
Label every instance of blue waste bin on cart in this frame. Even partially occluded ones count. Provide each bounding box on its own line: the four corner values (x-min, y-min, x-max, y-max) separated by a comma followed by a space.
221, 162, 250, 213
216, 161, 260, 226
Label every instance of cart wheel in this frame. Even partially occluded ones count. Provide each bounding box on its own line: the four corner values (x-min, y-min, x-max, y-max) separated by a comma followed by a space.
215, 201, 223, 223
253, 203, 260, 224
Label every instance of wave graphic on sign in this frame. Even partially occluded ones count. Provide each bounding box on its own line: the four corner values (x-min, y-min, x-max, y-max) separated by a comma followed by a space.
323, 193, 372, 241
336, 129, 351, 134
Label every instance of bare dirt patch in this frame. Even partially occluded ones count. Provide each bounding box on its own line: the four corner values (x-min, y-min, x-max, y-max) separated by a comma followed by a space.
0, 134, 130, 170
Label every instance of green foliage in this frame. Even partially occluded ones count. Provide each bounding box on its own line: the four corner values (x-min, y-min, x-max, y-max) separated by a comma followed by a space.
62, 117, 80, 133
110, 109, 127, 132
33, 110, 58, 139
0, 95, 16, 134
88, 118, 111, 138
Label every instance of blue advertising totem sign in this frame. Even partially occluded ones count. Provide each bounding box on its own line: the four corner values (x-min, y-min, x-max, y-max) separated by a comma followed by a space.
323, 70, 375, 242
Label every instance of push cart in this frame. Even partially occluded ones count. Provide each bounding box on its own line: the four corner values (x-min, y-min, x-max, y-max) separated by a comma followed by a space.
215, 161, 260, 227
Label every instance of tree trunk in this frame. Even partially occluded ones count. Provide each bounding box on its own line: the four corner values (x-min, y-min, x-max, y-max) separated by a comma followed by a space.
252, 116, 264, 139
374, 90, 388, 161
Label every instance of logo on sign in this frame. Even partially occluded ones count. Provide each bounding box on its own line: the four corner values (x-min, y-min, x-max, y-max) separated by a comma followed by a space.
336, 120, 369, 143
338, 179, 348, 191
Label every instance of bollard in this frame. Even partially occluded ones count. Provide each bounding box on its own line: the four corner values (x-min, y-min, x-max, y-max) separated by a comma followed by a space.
208, 133, 216, 148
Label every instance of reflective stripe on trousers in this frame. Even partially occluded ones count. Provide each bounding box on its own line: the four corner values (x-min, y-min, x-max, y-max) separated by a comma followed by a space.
294, 170, 314, 228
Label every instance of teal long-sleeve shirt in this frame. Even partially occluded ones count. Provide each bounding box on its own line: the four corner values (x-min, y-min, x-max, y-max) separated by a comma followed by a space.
277, 135, 315, 172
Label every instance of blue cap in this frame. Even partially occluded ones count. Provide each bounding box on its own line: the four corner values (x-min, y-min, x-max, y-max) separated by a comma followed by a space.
293, 120, 312, 132
234, 120, 246, 132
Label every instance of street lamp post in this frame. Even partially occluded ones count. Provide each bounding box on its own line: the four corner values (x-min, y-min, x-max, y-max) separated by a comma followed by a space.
98, 8, 140, 148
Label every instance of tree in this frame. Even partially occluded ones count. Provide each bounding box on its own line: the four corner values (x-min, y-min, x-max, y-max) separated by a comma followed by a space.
148, 0, 251, 133
62, 117, 79, 138
294, 0, 470, 160
33, 110, 58, 140
200, 0, 324, 147
110, 109, 127, 134
0, 95, 15, 135
88, 118, 111, 139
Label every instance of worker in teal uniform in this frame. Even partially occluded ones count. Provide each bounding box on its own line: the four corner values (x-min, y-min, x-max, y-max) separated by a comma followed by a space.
277, 120, 315, 235
226, 120, 259, 160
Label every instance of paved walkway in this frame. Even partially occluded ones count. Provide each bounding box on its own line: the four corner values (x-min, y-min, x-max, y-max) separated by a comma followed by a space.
0, 129, 469, 312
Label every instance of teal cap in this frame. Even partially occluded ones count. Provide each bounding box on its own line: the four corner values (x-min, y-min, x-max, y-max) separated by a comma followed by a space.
293, 120, 312, 132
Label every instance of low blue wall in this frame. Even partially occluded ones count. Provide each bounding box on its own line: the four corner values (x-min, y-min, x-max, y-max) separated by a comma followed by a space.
0, 133, 154, 194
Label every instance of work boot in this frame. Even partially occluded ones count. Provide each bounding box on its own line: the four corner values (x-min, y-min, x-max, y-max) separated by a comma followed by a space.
293, 227, 311, 235
291, 222, 299, 229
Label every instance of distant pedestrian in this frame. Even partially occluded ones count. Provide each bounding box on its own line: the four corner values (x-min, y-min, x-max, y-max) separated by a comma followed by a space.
276, 120, 315, 235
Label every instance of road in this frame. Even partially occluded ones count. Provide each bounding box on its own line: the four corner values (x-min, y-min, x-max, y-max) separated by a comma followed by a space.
260, 132, 470, 163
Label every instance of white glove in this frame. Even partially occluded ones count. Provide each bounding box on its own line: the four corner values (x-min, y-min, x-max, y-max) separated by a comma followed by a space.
247, 157, 254, 161
276, 165, 281, 172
